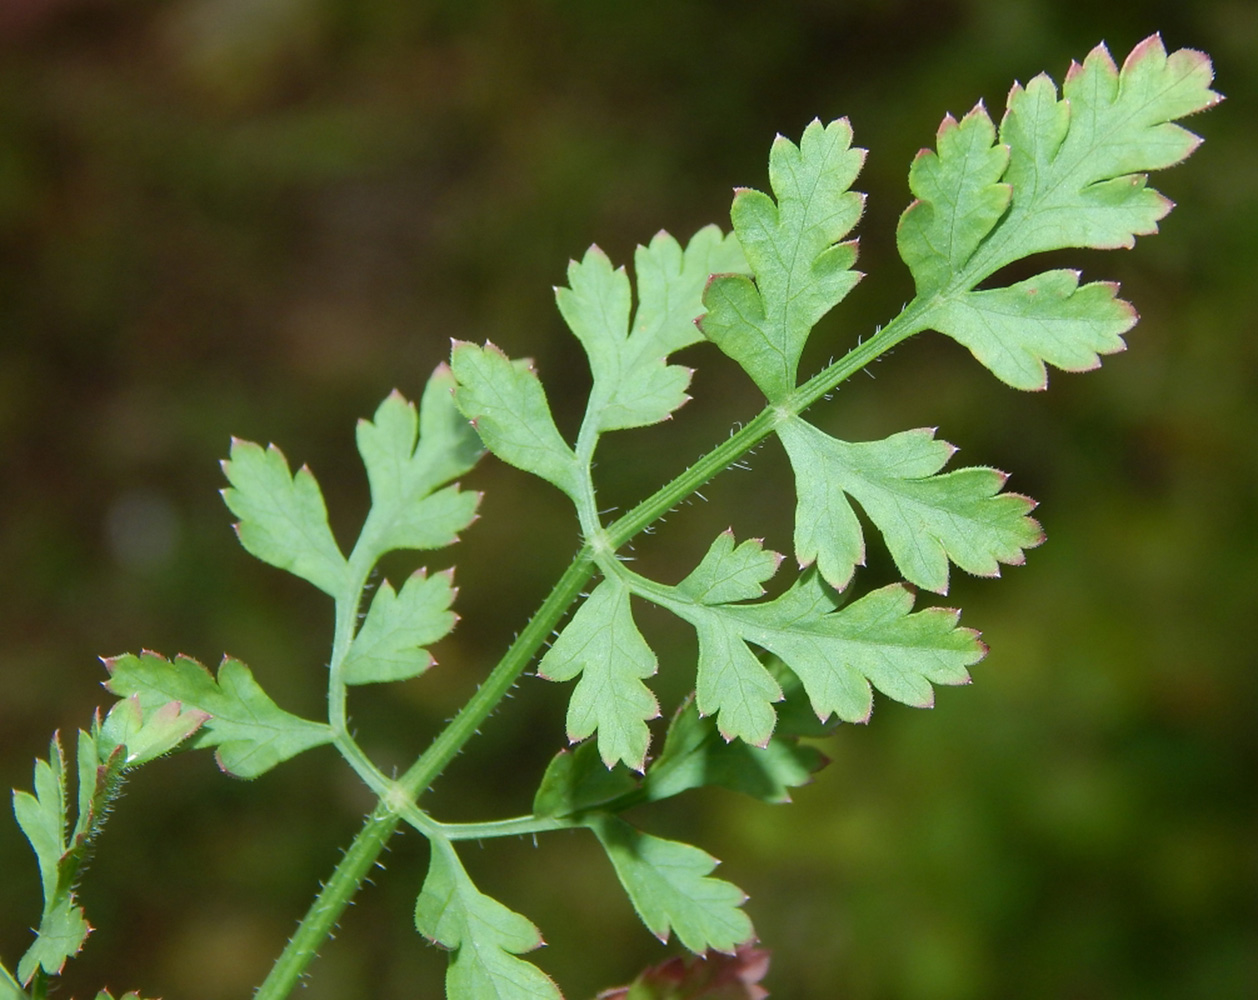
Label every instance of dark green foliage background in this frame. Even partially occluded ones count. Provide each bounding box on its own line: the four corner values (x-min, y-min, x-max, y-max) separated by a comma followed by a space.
1, 1, 1254, 997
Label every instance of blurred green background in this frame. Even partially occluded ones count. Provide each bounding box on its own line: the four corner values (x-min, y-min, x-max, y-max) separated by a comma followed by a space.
1, 1, 1254, 997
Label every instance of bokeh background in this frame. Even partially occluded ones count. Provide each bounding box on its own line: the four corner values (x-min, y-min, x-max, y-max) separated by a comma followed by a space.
1, 1, 1254, 997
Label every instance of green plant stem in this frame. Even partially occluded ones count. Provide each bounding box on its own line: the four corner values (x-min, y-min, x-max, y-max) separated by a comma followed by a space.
253, 806, 401, 1000
396, 545, 598, 800
255, 297, 933, 998
436, 814, 578, 840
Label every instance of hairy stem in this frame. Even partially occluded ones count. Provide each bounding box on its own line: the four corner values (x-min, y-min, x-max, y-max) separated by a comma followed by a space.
253, 806, 401, 1000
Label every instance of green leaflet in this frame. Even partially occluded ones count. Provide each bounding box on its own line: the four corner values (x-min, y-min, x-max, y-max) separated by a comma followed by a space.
341, 569, 458, 685
13, 739, 67, 908
700, 118, 865, 401
777, 417, 1043, 594
415, 838, 560, 1000
643, 696, 826, 805
631, 225, 750, 358
676, 530, 783, 605
897, 105, 1011, 296
532, 739, 639, 819
450, 340, 582, 499
356, 369, 483, 555
220, 439, 349, 597
103, 652, 332, 779
17, 898, 89, 985
538, 578, 660, 772
690, 612, 783, 747
556, 227, 748, 432
587, 814, 753, 956
100, 695, 209, 766
530, 696, 825, 818
926, 269, 1137, 390
899, 36, 1219, 388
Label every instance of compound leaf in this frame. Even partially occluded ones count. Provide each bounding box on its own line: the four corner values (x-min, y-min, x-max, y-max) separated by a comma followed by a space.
341, 569, 458, 685
538, 578, 659, 772
700, 118, 865, 400
220, 439, 349, 597
415, 838, 560, 1000
588, 814, 753, 956
898, 37, 1219, 388
450, 340, 581, 499
356, 368, 483, 555
777, 418, 1043, 594
103, 652, 332, 779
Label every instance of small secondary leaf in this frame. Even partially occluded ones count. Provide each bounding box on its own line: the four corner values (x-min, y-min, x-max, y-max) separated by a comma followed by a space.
12, 738, 66, 906
897, 104, 1011, 297
103, 652, 332, 779
631, 225, 749, 359
17, 897, 90, 984
691, 614, 783, 748
341, 569, 458, 685
556, 227, 750, 434
220, 439, 349, 596
450, 340, 581, 498
700, 118, 865, 400
588, 814, 753, 956
924, 269, 1137, 391
538, 578, 660, 772
676, 531, 783, 606
100, 695, 209, 766
415, 838, 560, 1000
532, 740, 638, 819
558, 245, 690, 433
777, 417, 1043, 594
356, 367, 483, 555
644, 696, 826, 805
